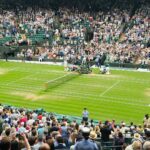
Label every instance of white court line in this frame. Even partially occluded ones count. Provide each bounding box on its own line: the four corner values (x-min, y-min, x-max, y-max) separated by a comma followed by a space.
5, 74, 34, 85
1, 82, 147, 104
26, 70, 150, 84
0, 85, 148, 107
51, 88, 147, 104
10, 67, 150, 84
1, 78, 148, 104
7, 67, 18, 71
50, 91, 148, 107
99, 80, 120, 97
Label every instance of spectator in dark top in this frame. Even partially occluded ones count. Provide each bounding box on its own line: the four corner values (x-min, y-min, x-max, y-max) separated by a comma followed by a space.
49, 122, 59, 133
100, 124, 111, 142
0, 137, 11, 150
46, 136, 55, 150
11, 140, 19, 150
145, 129, 150, 141
115, 132, 125, 150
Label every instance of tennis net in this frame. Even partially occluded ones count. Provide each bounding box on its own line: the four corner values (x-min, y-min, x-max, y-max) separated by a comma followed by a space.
44, 73, 79, 91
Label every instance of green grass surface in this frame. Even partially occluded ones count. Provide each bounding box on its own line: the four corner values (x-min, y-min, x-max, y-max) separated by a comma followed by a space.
0, 61, 150, 124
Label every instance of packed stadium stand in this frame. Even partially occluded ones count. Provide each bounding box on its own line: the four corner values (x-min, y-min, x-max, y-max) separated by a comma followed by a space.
0, 0, 150, 149
0, 0, 149, 67
0, 104, 150, 150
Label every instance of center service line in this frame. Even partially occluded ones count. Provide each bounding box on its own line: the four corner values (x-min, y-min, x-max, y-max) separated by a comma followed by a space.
99, 80, 120, 97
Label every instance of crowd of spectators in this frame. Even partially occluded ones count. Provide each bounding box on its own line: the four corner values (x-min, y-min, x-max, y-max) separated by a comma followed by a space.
0, 2, 150, 65
0, 1, 150, 149
0, 104, 150, 150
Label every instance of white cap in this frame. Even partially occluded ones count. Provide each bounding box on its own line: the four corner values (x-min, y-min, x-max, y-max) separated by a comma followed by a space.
82, 127, 90, 133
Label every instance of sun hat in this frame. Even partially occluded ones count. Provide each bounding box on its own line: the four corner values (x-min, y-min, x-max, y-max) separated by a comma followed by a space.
134, 133, 141, 140
133, 133, 143, 143
89, 131, 97, 140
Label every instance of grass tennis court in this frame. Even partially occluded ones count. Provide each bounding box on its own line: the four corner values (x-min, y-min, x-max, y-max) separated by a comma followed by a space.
0, 61, 150, 124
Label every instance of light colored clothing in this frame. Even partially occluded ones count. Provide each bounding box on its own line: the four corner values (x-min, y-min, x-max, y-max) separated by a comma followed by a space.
82, 110, 89, 118
74, 139, 98, 150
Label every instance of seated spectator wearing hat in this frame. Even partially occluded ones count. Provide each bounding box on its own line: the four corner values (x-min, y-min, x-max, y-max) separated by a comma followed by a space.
132, 133, 144, 143
125, 141, 142, 150
74, 127, 98, 150
120, 122, 129, 134
89, 131, 102, 150
143, 141, 150, 150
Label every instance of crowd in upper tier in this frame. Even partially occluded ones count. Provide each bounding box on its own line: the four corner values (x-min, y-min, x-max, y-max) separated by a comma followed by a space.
0, 1, 150, 65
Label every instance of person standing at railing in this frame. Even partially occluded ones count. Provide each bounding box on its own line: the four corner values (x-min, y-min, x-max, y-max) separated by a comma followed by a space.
82, 108, 89, 122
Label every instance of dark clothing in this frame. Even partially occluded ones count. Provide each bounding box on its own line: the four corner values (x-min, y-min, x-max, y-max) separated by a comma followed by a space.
100, 126, 111, 142
49, 126, 59, 133
55, 143, 66, 149
82, 117, 88, 122
115, 137, 125, 150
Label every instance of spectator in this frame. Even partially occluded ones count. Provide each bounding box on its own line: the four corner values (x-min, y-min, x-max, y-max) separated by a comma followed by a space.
0, 104, 150, 150
54, 135, 67, 149
74, 127, 98, 150
125, 141, 142, 150
145, 128, 150, 141
143, 141, 150, 150
82, 108, 89, 122
0, 136, 11, 150
33, 135, 45, 149
39, 143, 50, 150
100, 123, 111, 142
114, 132, 125, 150
89, 131, 102, 150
